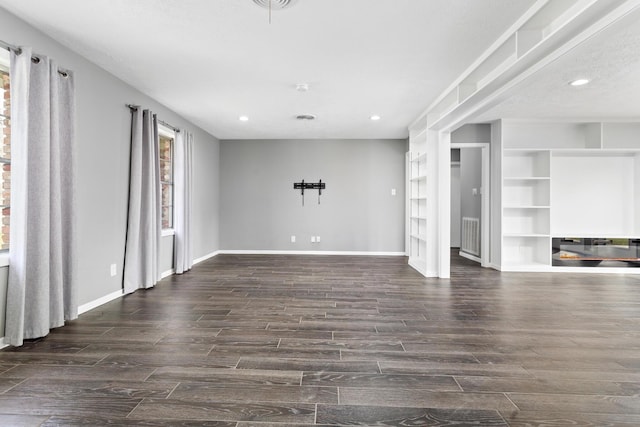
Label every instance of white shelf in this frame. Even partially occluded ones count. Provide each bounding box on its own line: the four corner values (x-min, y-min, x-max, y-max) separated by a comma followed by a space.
504, 233, 549, 238
410, 216, 426, 221
410, 175, 427, 181
500, 263, 551, 272
504, 205, 550, 209
411, 233, 427, 241
503, 148, 550, 152
410, 197, 427, 201
551, 234, 640, 239
552, 148, 640, 157
504, 176, 550, 181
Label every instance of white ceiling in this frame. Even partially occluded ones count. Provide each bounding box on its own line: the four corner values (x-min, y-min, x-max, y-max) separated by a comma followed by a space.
0, 0, 538, 139
474, 4, 640, 123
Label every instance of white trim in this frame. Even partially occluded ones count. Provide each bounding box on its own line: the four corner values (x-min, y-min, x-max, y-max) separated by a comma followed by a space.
459, 250, 482, 264
219, 250, 406, 256
161, 269, 175, 279
450, 142, 490, 148
77, 289, 124, 315
499, 265, 640, 274
161, 229, 175, 237
0, 337, 7, 350
193, 250, 220, 265
158, 123, 175, 139
0, 252, 8, 267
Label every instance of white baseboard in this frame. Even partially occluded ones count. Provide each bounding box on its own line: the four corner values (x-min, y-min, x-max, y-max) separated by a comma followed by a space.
459, 251, 482, 264
488, 262, 501, 271
161, 269, 175, 279
0, 337, 7, 350
219, 250, 406, 256
193, 250, 220, 265
78, 289, 124, 315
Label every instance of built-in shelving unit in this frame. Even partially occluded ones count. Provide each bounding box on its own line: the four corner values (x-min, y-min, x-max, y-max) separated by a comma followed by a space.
408, 151, 427, 275
493, 120, 640, 273
501, 149, 551, 269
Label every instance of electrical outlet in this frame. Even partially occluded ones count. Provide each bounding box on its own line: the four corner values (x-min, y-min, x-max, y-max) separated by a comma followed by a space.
291, 235, 296, 243
311, 236, 316, 243
110, 263, 117, 277
316, 236, 321, 242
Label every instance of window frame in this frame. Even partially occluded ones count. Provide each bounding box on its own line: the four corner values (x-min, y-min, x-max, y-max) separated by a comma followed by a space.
158, 124, 175, 233
0, 49, 11, 261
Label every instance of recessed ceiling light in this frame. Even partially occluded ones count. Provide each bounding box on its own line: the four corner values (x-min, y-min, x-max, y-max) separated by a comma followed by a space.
569, 78, 590, 86
239, 115, 249, 122
370, 115, 381, 121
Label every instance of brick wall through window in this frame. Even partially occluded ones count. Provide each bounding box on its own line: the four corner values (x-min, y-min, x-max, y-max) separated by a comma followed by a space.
0, 68, 10, 250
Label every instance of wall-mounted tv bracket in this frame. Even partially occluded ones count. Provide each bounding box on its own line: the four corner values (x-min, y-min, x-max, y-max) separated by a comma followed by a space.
293, 179, 325, 206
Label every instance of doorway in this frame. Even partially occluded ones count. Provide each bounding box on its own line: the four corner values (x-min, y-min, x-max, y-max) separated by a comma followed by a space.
450, 143, 489, 267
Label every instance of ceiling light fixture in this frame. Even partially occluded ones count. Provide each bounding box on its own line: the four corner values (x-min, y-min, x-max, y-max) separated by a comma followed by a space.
239, 115, 249, 122
569, 78, 590, 86
252, 0, 296, 9
252, 0, 297, 24
296, 83, 309, 92
370, 115, 381, 121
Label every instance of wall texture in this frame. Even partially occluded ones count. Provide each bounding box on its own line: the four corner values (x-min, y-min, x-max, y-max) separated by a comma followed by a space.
220, 139, 406, 253
0, 7, 220, 338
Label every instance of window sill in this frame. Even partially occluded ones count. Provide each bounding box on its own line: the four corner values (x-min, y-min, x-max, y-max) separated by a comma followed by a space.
162, 229, 175, 237
0, 252, 8, 267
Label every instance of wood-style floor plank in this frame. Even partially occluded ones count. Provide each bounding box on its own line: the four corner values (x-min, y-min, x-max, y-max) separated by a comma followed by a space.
316, 404, 508, 426
1, 252, 639, 425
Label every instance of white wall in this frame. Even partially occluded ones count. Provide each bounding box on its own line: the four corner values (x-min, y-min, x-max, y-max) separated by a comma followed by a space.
551, 155, 634, 236
0, 7, 220, 338
220, 139, 406, 253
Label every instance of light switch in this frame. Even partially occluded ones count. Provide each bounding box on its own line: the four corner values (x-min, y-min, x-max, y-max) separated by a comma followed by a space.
391, 188, 397, 196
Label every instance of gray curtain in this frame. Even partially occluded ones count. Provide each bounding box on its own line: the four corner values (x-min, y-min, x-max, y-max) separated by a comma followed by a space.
5, 47, 78, 346
123, 108, 161, 294
174, 129, 193, 274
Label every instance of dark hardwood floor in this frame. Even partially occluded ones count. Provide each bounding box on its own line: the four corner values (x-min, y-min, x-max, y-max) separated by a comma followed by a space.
1, 252, 640, 426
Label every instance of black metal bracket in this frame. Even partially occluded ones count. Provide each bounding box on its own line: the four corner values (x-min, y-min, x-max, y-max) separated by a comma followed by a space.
293, 180, 326, 206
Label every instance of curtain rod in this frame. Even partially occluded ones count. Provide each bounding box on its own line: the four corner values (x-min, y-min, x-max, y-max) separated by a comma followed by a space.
126, 104, 180, 133
0, 39, 21, 54
1, 39, 70, 77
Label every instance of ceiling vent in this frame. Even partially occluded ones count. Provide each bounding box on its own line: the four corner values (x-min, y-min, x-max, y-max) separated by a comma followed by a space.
252, 0, 297, 10
296, 114, 316, 121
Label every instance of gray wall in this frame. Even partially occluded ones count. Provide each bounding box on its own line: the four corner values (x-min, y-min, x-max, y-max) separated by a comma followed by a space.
0, 7, 220, 338
220, 139, 406, 252
460, 148, 482, 222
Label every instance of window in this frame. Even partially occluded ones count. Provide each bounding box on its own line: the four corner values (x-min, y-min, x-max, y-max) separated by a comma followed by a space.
159, 126, 174, 230
0, 49, 10, 250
